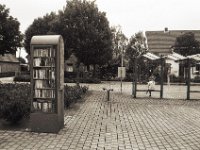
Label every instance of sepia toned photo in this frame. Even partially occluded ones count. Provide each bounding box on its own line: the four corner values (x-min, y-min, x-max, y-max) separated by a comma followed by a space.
0, 0, 200, 149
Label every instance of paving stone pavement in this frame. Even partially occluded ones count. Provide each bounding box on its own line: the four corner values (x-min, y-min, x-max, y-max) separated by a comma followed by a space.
1, 91, 200, 150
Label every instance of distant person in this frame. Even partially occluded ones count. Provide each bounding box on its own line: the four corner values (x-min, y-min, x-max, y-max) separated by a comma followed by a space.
147, 77, 155, 97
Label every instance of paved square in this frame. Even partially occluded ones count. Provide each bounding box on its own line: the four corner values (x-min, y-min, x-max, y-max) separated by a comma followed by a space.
1, 88, 200, 149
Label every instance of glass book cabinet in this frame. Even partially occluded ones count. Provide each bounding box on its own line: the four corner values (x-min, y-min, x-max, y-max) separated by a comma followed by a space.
30, 35, 64, 133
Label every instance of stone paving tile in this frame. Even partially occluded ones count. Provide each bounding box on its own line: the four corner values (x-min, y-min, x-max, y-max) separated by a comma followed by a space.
1, 90, 200, 149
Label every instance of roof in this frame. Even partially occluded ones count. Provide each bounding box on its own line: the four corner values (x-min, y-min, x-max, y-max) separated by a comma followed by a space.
187, 54, 200, 61
143, 52, 160, 60
0, 54, 19, 63
145, 30, 200, 54
31, 35, 63, 45
167, 52, 186, 61
172, 53, 200, 62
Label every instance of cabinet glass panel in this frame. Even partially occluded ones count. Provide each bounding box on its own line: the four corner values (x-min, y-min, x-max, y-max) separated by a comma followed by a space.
32, 46, 56, 113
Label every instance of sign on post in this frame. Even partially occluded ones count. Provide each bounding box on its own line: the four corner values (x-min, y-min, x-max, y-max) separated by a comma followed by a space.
118, 67, 126, 79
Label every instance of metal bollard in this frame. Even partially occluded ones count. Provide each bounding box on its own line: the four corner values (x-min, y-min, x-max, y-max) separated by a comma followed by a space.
103, 88, 113, 101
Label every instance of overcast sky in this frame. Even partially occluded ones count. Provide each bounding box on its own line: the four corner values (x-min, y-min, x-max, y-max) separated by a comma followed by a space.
1, 0, 200, 58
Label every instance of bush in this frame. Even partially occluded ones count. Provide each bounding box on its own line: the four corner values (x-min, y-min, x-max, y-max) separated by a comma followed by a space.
0, 72, 15, 78
191, 76, 200, 83
64, 77, 101, 84
13, 74, 30, 82
64, 83, 88, 108
64, 71, 77, 78
78, 77, 101, 83
0, 82, 88, 123
170, 75, 185, 83
64, 78, 76, 83
0, 83, 31, 123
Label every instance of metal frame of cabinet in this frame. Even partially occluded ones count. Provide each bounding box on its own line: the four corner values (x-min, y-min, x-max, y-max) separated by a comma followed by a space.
30, 35, 64, 133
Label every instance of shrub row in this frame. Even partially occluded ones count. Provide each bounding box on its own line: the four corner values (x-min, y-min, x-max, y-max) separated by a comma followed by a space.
0, 83, 88, 123
14, 74, 31, 82
14, 73, 101, 84
0, 83, 31, 123
64, 84, 88, 108
64, 77, 101, 84
0, 72, 15, 78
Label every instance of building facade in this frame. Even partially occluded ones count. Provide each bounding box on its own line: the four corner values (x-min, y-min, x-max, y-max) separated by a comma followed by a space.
0, 54, 19, 76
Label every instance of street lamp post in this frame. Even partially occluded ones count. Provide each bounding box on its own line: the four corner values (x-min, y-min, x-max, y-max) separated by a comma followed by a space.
120, 49, 124, 93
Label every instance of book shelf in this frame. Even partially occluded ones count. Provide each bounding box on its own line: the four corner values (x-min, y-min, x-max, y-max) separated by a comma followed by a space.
32, 47, 56, 113
30, 35, 64, 133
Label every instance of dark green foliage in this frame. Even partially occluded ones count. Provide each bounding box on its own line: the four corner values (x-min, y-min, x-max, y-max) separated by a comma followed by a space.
64, 77, 101, 83
0, 4, 23, 55
0, 72, 15, 78
64, 84, 88, 108
0, 82, 88, 123
13, 74, 31, 82
78, 77, 101, 83
191, 76, 200, 83
24, 12, 58, 55
64, 71, 77, 79
173, 32, 200, 56
111, 26, 128, 59
24, 0, 113, 69
0, 83, 31, 123
56, 0, 113, 65
169, 75, 185, 83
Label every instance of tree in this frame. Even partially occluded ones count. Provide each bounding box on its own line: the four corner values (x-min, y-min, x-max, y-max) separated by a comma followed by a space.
173, 32, 200, 56
126, 32, 148, 81
111, 25, 128, 59
55, 0, 113, 68
126, 32, 147, 60
98, 26, 127, 79
24, 12, 58, 55
24, 0, 113, 77
0, 4, 23, 55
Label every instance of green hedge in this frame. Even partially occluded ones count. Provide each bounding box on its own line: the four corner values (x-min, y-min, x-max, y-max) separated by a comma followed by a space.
0, 83, 31, 123
0, 72, 15, 78
64, 77, 101, 84
0, 83, 88, 123
13, 73, 101, 84
191, 76, 200, 83
14, 74, 31, 82
64, 84, 88, 108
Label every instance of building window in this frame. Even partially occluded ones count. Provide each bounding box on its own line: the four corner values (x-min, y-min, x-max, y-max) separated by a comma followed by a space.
196, 64, 200, 71
195, 64, 200, 74
179, 64, 184, 77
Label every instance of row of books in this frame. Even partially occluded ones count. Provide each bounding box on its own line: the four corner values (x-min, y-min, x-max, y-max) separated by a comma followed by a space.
33, 69, 55, 79
34, 89, 55, 98
34, 80, 55, 88
33, 58, 55, 67
33, 48, 56, 57
33, 101, 55, 113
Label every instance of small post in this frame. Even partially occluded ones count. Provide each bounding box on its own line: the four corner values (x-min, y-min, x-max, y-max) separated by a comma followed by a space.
107, 90, 110, 101
120, 49, 124, 93
187, 58, 191, 100
120, 69, 122, 93
132, 81, 135, 96
160, 56, 164, 99
103, 88, 113, 101
132, 58, 137, 98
